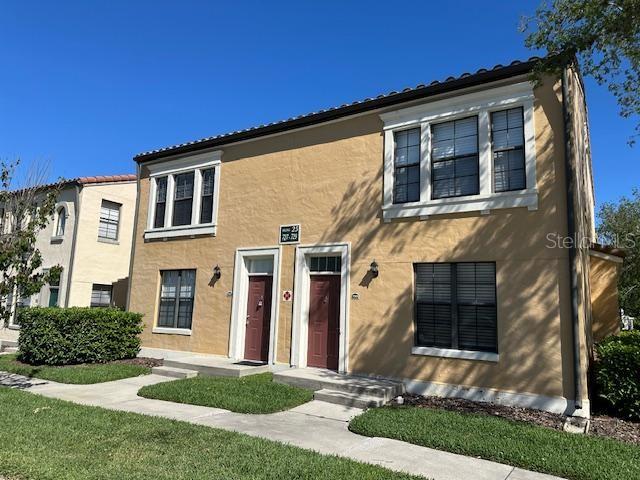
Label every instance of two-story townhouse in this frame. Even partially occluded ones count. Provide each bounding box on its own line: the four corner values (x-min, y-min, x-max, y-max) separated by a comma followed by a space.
128, 58, 623, 418
1, 175, 137, 343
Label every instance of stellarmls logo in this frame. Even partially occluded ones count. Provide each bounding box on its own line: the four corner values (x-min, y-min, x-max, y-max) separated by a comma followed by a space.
545, 232, 637, 249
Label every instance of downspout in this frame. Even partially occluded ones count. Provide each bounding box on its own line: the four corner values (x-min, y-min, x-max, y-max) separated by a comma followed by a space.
561, 66, 583, 411
64, 184, 82, 307
125, 163, 141, 311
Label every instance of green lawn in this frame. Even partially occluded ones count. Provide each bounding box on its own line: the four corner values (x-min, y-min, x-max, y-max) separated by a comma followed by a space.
349, 406, 640, 480
0, 388, 420, 480
0, 354, 150, 384
138, 372, 313, 414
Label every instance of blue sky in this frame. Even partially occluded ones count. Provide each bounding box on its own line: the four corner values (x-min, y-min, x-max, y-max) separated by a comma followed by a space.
1, 0, 637, 210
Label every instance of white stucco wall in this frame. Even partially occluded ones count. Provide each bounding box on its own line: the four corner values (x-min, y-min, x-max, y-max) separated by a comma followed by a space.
66, 181, 136, 307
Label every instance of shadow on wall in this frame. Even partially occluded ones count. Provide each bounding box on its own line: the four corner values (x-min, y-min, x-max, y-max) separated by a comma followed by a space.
112, 277, 129, 310
314, 86, 577, 401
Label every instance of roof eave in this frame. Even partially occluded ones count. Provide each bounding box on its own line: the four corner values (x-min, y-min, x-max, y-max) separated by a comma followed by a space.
135, 59, 540, 163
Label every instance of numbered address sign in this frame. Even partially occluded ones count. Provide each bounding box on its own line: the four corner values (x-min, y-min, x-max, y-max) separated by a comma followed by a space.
279, 224, 300, 244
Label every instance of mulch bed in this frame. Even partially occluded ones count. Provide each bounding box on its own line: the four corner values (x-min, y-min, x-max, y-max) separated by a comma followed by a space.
7, 356, 163, 369
399, 394, 640, 445
111, 357, 163, 368
589, 414, 640, 445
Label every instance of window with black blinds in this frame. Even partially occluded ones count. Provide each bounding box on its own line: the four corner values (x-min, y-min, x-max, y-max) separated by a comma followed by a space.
154, 176, 167, 228
431, 116, 479, 199
172, 172, 194, 226
414, 262, 497, 353
157, 270, 196, 329
393, 128, 421, 204
199, 168, 215, 224
492, 107, 525, 192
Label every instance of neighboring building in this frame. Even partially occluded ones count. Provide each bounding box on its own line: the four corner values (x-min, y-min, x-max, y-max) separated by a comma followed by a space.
1, 175, 136, 341
128, 58, 623, 418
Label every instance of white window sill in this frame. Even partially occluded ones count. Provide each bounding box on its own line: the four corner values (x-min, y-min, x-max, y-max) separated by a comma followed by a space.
7, 324, 21, 331
98, 237, 119, 245
50, 236, 64, 244
411, 346, 499, 362
144, 224, 216, 240
152, 327, 192, 336
383, 190, 538, 221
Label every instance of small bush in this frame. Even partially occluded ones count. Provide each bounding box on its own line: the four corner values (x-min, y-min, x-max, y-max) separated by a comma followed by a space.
18, 307, 144, 366
594, 330, 640, 420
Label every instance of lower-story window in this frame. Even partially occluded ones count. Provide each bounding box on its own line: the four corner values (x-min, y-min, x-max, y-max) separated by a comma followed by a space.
91, 284, 112, 308
158, 270, 196, 329
414, 262, 497, 353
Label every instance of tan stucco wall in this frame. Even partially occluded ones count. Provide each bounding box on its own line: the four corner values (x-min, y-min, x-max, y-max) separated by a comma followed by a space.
589, 255, 621, 343
129, 77, 579, 401
67, 182, 136, 307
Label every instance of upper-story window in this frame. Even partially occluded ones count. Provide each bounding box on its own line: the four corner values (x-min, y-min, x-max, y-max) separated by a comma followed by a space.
431, 116, 479, 199
99, 200, 121, 241
492, 107, 525, 192
172, 172, 195, 226
381, 82, 537, 221
154, 176, 167, 228
145, 151, 222, 240
199, 168, 215, 223
393, 128, 421, 204
55, 207, 66, 237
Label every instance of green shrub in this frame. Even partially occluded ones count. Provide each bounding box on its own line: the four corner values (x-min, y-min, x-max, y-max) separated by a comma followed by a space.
594, 330, 640, 420
18, 307, 143, 366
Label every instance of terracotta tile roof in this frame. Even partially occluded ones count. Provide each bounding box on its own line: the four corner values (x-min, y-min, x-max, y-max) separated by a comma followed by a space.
135, 57, 543, 162
5, 174, 136, 194
76, 174, 137, 185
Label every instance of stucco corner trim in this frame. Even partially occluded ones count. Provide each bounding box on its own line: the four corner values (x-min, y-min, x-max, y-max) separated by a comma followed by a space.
152, 327, 192, 336
411, 346, 499, 362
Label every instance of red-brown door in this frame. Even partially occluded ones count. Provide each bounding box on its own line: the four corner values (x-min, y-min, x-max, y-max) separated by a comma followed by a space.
244, 276, 272, 362
307, 275, 340, 370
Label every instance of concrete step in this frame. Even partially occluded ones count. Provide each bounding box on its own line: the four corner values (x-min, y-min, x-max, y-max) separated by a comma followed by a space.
273, 369, 404, 402
163, 358, 270, 378
0, 340, 18, 353
314, 388, 386, 409
152, 366, 198, 379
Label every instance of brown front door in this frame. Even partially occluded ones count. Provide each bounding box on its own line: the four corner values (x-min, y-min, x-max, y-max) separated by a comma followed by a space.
307, 275, 340, 370
244, 276, 272, 362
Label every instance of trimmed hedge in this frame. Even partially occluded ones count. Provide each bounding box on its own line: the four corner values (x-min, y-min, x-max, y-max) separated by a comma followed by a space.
18, 307, 143, 366
594, 330, 640, 420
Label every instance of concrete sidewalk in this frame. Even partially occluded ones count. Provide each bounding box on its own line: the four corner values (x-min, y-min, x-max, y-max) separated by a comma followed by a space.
1, 372, 562, 480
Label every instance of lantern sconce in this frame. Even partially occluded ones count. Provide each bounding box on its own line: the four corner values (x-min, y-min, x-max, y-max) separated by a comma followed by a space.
213, 264, 222, 280
369, 260, 379, 278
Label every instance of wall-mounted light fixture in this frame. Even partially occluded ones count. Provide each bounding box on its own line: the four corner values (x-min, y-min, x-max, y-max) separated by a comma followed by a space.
369, 260, 379, 278
213, 265, 222, 280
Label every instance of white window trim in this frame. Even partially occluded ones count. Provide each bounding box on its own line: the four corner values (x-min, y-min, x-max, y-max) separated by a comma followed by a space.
152, 327, 192, 336
229, 246, 282, 365
381, 82, 538, 221
51, 203, 68, 241
291, 243, 351, 373
411, 346, 499, 362
144, 151, 222, 240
